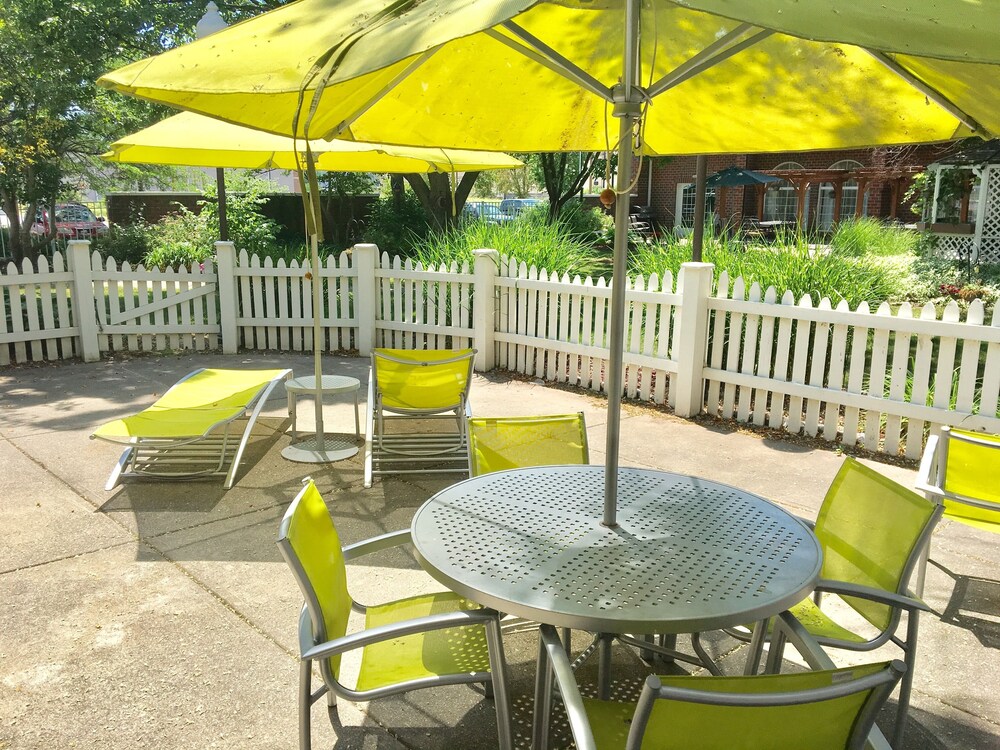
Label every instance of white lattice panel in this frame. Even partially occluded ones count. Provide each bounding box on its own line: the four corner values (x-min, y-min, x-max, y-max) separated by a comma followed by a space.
977, 166, 1000, 264
934, 233, 976, 262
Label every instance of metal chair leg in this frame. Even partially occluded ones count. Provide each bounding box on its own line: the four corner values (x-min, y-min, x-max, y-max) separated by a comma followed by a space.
485, 616, 514, 750
299, 661, 313, 750
893, 611, 921, 749
744, 619, 770, 675
691, 632, 723, 676
533, 631, 554, 750
764, 626, 787, 674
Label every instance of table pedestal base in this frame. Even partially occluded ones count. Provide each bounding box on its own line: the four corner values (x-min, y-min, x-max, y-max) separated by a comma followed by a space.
282, 435, 359, 463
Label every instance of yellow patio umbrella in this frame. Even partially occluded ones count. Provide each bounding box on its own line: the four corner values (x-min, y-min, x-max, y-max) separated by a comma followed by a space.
102, 111, 524, 173
103, 110, 522, 465
100, 0, 1000, 523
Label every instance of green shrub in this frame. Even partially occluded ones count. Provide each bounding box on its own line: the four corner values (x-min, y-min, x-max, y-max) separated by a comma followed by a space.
144, 206, 215, 268
92, 223, 152, 266
362, 191, 431, 255
200, 177, 281, 257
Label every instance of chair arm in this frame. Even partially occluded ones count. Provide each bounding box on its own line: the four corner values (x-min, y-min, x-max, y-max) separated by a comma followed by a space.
814, 579, 930, 612
539, 625, 598, 750
915, 435, 943, 497
342, 529, 411, 561
301, 607, 498, 662
937, 494, 1000, 513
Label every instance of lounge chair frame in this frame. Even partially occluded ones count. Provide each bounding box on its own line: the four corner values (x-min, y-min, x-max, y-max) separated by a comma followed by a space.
92, 367, 292, 490
364, 348, 475, 487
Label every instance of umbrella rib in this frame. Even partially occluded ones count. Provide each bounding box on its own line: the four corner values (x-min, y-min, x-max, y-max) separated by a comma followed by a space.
323, 49, 440, 140
648, 27, 773, 97
492, 22, 613, 102
865, 50, 990, 139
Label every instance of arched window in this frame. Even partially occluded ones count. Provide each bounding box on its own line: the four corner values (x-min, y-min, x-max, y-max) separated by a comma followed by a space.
763, 162, 804, 223
817, 160, 865, 230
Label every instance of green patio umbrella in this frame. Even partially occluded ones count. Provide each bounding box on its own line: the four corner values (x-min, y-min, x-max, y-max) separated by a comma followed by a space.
705, 167, 781, 189
100, 0, 1000, 524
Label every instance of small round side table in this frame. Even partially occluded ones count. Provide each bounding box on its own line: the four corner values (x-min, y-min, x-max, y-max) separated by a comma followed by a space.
282, 375, 361, 463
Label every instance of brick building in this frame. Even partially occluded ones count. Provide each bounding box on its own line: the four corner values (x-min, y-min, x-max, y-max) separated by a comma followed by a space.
635, 144, 956, 234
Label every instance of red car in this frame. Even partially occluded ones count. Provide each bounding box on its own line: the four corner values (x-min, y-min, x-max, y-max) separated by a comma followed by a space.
32, 203, 108, 240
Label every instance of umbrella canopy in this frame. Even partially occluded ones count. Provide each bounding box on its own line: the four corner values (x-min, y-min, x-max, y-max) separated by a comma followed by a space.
705, 167, 780, 189
100, 0, 1000, 522
103, 112, 524, 173
100, 0, 998, 149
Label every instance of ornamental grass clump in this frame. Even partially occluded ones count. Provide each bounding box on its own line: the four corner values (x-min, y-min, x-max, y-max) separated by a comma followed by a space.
830, 217, 919, 257
630, 230, 908, 309
411, 213, 601, 277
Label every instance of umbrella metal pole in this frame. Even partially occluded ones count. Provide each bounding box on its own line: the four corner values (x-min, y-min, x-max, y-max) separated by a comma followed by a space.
216, 167, 229, 242
692, 155, 707, 261
311, 231, 325, 448
603, 0, 642, 529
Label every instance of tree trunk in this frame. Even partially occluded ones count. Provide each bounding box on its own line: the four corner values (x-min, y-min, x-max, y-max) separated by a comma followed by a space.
404, 172, 480, 231
540, 153, 598, 221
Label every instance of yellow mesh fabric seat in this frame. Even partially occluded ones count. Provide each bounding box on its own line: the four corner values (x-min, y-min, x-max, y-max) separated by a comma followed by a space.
536, 624, 904, 750
90, 367, 291, 489
918, 427, 1000, 534
357, 594, 489, 691
277, 480, 512, 750
468, 413, 589, 476
738, 458, 941, 748
364, 348, 476, 487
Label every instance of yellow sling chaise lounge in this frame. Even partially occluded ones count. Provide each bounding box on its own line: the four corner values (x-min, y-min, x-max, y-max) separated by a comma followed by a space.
91, 367, 292, 490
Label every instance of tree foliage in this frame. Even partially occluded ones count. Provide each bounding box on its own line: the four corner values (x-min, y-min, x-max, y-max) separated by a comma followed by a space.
0, 0, 290, 262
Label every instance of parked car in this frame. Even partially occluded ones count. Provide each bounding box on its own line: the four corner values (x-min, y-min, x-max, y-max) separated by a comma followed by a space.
462, 202, 512, 224
31, 203, 108, 240
499, 198, 543, 217
0, 209, 9, 229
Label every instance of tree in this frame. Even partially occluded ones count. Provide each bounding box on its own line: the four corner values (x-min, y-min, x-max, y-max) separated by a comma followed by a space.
0, 0, 291, 263
404, 172, 480, 230
472, 161, 536, 199
534, 152, 607, 221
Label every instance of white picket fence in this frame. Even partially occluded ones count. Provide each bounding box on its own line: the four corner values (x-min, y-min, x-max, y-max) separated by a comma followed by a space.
3, 239, 1000, 458
705, 273, 1000, 459
494, 257, 680, 405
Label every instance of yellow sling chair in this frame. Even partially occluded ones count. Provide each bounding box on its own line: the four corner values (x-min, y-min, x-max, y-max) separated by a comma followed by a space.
90, 367, 291, 490
277, 479, 513, 750
364, 348, 475, 487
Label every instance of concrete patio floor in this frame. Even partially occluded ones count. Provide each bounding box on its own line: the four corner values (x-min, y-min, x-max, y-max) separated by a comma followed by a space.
1, 351, 998, 749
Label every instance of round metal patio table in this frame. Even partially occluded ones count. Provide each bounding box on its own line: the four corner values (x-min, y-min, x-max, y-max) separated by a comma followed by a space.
411, 466, 822, 635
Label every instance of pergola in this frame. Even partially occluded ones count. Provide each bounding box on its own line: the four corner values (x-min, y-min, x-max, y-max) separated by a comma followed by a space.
751, 166, 924, 227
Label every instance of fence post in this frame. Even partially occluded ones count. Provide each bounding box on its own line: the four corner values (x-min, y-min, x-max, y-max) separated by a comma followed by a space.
472, 248, 499, 372
673, 262, 714, 418
214, 241, 239, 354
353, 243, 378, 356
67, 240, 100, 363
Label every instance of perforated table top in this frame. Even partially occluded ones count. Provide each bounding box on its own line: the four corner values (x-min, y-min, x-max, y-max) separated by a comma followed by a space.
412, 466, 822, 634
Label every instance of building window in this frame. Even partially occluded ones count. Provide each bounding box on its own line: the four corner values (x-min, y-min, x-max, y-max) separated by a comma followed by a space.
674, 182, 715, 231
763, 162, 805, 224
817, 160, 865, 230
